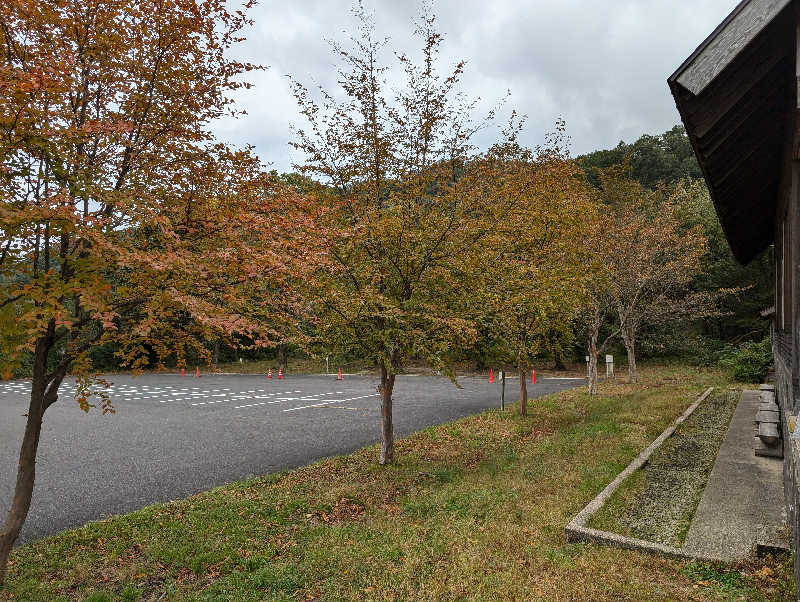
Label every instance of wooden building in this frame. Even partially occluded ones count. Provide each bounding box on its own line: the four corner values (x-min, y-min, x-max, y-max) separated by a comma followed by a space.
669, 0, 800, 585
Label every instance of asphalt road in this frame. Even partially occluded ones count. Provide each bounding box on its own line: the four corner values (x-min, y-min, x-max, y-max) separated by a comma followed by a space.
0, 372, 582, 543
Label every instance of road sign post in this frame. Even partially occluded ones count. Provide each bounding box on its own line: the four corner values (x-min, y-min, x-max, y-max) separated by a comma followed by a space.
605, 354, 614, 380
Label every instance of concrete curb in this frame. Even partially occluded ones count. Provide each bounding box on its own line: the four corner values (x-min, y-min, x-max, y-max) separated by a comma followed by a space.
564, 386, 715, 560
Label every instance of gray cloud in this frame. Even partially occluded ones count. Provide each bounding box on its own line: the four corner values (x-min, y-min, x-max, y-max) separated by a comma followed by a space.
212, 0, 738, 171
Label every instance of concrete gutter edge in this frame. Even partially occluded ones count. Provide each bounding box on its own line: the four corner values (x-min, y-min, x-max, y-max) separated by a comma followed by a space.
565, 524, 691, 560
564, 386, 715, 558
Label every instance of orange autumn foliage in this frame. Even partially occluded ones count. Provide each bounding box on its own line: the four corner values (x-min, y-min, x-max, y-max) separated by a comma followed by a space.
0, 0, 314, 582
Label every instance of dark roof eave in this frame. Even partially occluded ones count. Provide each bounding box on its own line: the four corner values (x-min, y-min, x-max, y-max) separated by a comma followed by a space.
667, 0, 752, 89
668, 0, 791, 265
669, 78, 767, 264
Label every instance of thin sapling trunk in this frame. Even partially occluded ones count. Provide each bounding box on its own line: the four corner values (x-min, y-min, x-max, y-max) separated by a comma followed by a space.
379, 361, 396, 464
277, 343, 288, 373
518, 364, 528, 416
622, 330, 638, 383
0, 343, 60, 585
588, 330, 599, 395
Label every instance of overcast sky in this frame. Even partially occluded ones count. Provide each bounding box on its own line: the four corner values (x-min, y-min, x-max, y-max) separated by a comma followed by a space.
212, 0, 738, 172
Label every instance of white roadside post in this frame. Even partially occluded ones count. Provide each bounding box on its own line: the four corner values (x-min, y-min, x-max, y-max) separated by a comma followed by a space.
606, 354, 614, 380
585, 355, 590, 379
499, 370, 505, 410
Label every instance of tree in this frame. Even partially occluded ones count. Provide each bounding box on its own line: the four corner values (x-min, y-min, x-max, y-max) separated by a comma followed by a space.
579, 128, 768, 347
582, 214, 618, 395
288, 3, 498, 464
611, 205, 707, 383
0, 0, 298, 583
594, 169, 716, 383
477, 123, 594, 414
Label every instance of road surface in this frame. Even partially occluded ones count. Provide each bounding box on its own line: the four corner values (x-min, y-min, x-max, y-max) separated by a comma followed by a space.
0, 372, 582, 543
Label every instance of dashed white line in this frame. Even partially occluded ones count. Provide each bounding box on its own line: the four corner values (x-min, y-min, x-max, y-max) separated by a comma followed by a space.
234, 400, 286, 408
196, 390, 301, 408
282, 394, 379, 412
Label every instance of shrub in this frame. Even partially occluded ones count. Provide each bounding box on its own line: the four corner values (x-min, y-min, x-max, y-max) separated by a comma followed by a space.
718, 337, 772, 383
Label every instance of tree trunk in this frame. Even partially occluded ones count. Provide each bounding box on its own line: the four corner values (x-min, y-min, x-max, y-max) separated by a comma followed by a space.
277, 343, 288, 373
518, 364, 528, 416
553, 351, 567, 371
588, 332, 599, 396
379, 362, 395, 465
622, 331, 637, 383
212, 339, 220, 369
0, 343, 56, 585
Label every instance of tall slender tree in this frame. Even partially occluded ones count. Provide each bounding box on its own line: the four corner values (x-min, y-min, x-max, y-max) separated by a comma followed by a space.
582, 213, 617, 395
289, 3, 499, 464
595, 170, 716, 383
476, 123, 595, 414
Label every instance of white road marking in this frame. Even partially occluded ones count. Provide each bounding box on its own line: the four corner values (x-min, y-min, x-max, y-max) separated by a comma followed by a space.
159, 396, 205, 403
192, 389, 302, 407
234, 399, 286, 408
283, 394, 379, 412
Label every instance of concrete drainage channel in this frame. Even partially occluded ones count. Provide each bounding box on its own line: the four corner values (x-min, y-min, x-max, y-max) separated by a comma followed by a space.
564, 387, 714, 561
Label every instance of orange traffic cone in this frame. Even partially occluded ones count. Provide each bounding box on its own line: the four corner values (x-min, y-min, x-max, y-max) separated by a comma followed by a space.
531, 369, 536, 384
337, 368, 343, 381
181, 368, 185, 377
489, 368, 495, 383
278, 368, 283, 380
268, 368, 273, 379
195, 367, 200, 377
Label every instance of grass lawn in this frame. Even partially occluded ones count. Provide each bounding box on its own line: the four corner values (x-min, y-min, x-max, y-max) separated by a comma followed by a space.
1, 365, 794, 601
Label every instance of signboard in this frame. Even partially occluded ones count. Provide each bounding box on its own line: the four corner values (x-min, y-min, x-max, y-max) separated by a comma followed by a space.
605, 354, 613, 363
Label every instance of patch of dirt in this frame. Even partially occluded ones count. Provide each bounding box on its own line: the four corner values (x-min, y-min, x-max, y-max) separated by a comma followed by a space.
310, 497, 366, 525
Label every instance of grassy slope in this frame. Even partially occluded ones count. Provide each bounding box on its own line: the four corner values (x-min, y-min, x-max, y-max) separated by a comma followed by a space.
1, 365, 793, 601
